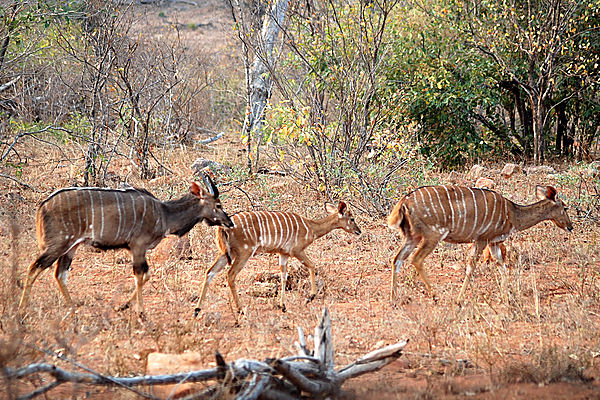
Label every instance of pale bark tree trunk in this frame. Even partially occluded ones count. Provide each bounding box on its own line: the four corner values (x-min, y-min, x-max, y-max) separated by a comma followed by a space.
242, 0, 289, 173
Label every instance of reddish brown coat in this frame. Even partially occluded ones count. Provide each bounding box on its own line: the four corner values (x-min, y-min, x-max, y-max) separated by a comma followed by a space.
388, 185, 573, 303
195, 202, 361, 314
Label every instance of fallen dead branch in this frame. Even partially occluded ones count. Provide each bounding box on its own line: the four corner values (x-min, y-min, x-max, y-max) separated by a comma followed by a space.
5, 308, 408, 399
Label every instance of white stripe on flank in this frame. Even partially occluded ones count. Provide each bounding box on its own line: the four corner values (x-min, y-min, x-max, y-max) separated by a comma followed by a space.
260, 211, 271, 247
262, 212, 272, 247
290, 214, 300, 247
433, 187, 448, 224
114, 192, 122, 241
412, 189, 422, 215
265, 212, 274, 247
443, 186, 455, 231
82, 192, 89, 236
285, 213, 294, 251
424, 187, 435, 219
248, 213, 259, 244
467, 188, 478, 239
459, 187, 468, 236
502, 198, 509, 231
477, 190, 489, 235
256, 212, 265, 247
75, 191, 82, 237
126, 193, 136, 241
280, 212, 290, 248
271, 212, 280, 248
140, 196, 148, 237
270, 212, 279, 247
481, 192, 498, 235
494, 195, 504, 230
55, 193, 66, 233
274, 212, 284, 248
493, 195, 503, 231
246, 213, 257, 243
418, 189, 429, 217
99, 192, 105, 239
88, 190, 96, 240
63, 193, 73, 235
269, 212, 277, 247
120, 193, 127, 238
299, 215, 310, 241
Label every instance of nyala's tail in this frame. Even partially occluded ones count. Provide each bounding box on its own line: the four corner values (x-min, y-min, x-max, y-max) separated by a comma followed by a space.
387, 201, 406, 230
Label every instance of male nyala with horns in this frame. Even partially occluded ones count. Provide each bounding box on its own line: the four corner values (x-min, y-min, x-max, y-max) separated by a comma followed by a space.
18, 175, 234, 316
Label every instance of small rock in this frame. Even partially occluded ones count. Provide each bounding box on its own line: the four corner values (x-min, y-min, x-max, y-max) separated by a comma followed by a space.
582, 164, 598, 178
501, 163, 522, 178
191, 158, 231, 175
524, 165, 557, 175
468, 164, 486, 179
474, 177, 495, 189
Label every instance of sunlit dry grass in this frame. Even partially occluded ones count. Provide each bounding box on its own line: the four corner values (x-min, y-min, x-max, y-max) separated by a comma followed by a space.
2, 135, 599, 399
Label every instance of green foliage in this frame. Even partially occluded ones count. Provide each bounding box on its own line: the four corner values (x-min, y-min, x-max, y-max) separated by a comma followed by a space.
459, 0, 600, 160
382, 0, 513, 167
63, 112, 91, 142
263, 103, 314, 146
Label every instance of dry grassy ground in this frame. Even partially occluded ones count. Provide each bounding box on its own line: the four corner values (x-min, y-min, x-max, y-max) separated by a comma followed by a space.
1, 2, 600, 399
2, 132, 600, 399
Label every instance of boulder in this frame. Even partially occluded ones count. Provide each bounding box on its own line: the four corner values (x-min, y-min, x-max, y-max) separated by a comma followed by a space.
501, 163, 522, 178
191, 158, 231, 175
474, 177, 495, 189
524, 165, 557, 175
468, 164, 486, 179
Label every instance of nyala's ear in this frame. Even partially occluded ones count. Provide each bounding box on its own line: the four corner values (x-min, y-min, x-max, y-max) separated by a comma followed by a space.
190, 181, 206, 198
536, 185, 557, 201
337, 201, 347, 215
325, 203, 337, 215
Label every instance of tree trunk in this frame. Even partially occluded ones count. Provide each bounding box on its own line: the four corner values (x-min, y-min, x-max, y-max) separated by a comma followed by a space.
499, 80, 533, 154
531, 95, 545, 164
555, 101, 569, 156
242, 0, 289, 173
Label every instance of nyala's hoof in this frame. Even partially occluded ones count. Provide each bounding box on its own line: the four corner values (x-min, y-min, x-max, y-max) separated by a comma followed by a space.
193, 307, 201, 318
306, 294, 316, 304
117, 303, 130, 312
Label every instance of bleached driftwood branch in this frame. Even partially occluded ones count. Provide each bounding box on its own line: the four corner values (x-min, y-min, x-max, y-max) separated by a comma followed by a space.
0, 75, 20, 93
5, 308, 408, 399
198, 131, 224, 145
